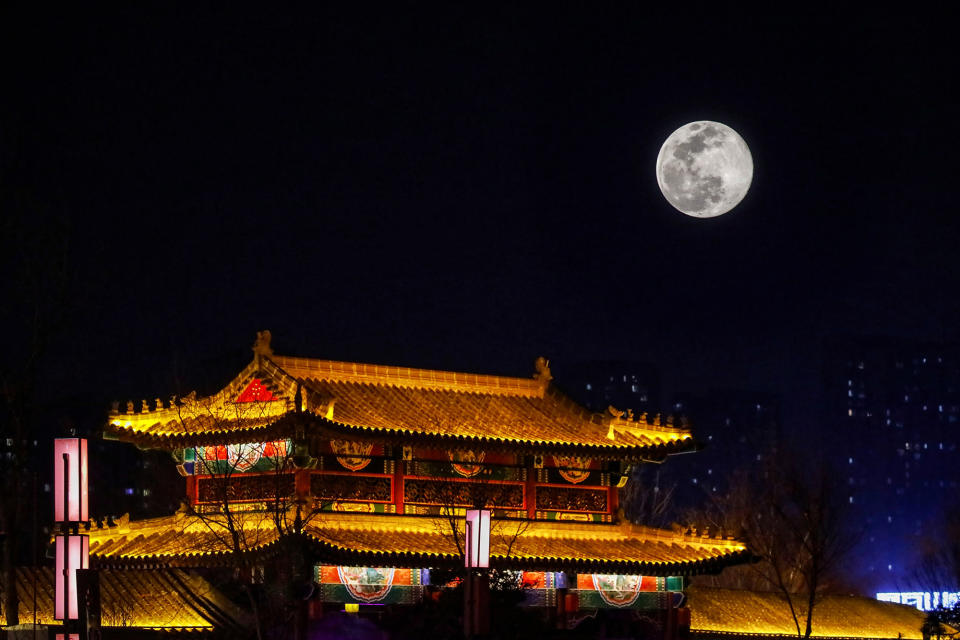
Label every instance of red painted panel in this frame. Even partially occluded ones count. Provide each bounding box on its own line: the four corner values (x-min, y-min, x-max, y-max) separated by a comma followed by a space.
236, 378, 276, 402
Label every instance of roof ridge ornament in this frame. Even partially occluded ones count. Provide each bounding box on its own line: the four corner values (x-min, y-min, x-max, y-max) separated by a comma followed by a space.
252, 330, 274, 357
533, 356, 553, 385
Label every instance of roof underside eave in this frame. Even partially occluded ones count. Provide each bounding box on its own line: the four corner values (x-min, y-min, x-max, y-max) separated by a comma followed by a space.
91, 541, 749, 576
103, 416, 697, 460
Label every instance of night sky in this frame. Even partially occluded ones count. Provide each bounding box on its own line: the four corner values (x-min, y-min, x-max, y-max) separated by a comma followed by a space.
3, 6, 956, 431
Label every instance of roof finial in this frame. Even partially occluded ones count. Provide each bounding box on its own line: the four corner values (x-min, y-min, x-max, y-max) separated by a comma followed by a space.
252, 330, 274, 357
533, 356, 553, 384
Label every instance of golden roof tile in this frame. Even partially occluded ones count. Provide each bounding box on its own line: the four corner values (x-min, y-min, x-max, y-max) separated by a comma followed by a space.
688, 586, 938, 639
5, 567, 250, 631
107, 353, 694, 455
87, 511, 746, 575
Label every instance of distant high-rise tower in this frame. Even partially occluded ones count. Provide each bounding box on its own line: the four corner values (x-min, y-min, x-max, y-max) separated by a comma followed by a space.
822, 335, 960, 592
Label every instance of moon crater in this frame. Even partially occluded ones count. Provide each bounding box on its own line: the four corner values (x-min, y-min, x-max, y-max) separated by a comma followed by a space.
656, 121, 753, 218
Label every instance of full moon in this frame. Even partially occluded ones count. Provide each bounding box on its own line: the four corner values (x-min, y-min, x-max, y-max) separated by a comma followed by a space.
656, 121, 753, 218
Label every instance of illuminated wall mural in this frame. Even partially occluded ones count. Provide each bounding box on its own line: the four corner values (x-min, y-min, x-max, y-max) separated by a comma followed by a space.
316, 566, 424, 605
189, 440, 290, 474
576, 574, 684, 609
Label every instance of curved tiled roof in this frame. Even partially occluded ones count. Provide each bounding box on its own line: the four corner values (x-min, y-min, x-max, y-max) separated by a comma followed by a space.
688, 586, 938, 640
87, 511, 747, 575
106, 353, 694, 457
3, 566, 250, 632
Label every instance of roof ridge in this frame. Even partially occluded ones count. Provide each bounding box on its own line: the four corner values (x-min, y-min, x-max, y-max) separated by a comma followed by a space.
273, 354, 546, 397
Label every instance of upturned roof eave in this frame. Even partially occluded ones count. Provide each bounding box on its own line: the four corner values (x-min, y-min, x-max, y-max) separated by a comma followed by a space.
90, 532, 750, 576
103, 411, 697, 460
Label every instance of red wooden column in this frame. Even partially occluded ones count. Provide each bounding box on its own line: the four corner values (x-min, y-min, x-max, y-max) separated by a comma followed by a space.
393, 458, 405, 514
608, 482, 619, 520
525, 457, 537, 520
295, 468, 311, 499
608, 462, 621, 520
185, 475, 198, 505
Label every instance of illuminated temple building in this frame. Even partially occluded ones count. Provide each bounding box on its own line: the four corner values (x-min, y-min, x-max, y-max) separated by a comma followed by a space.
89, 333, 751, 634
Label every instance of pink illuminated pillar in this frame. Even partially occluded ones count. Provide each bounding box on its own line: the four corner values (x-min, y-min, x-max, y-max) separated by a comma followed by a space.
54, 535, 89, 620
54, 437, 89, 636
464, 509, 491, 638
54, 438, 88, 523
464, 509, 491, 569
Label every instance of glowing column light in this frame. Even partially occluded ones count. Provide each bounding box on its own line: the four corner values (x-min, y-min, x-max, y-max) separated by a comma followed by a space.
54, 438, 88, 523
54, 535, 89, 621
464, 509, 491, 569
54, 437, 89, 637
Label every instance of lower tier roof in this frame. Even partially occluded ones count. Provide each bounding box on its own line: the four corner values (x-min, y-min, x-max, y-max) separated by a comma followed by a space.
86, 510, 748, 575
3, 566, 250, 632
688, 586, 937, 640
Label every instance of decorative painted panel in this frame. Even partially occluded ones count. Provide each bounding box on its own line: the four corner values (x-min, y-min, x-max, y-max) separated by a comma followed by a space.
535, 486, 607, 512
404, 479, 524, 508
329, 440, 376, 471
311, 474, 392, 503
318, 501, 396, 514
196, 473, 295, 503
447, 450, 485, 477
538, 463, 607, 486
190, 440, 291, 475
317, 454, 394, 475
534, 511, 613, 523
575, 574, 684, 609
402, 505, 526, 518
551, 456, 595, 484
407, 460, 525, 482
316, 566, 424, 605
